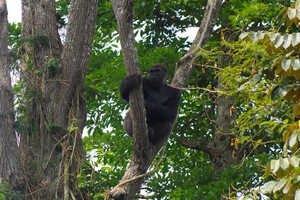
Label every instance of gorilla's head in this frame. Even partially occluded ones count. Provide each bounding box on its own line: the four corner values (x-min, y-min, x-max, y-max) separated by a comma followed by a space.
148, 64, 168, 87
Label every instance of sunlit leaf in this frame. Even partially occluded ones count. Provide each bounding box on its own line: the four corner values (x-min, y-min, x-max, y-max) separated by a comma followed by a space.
289, 131, 298, 148
283, 34, 292, 49
296, 0, 300, 9
292, 33, 300, 47
273, 178, 288, 192
295, 189, 300, 200
290, 156, 300, 167
280, 158, 290, 170
271, 85, 289, 100
268, 32, 279, 42
292, 59, 300, 71
288, 8, 296, 19
261, 181, 277, 194
295, 175, 300, 183
297, 9, 300, 20
282, 59, 292, 71
271, 159, 280, 174
257, 31, 265, 40
282, 182, 291, 194
250, 31, 258, 41
239, 32, 249, 40
275, 35, 284, 48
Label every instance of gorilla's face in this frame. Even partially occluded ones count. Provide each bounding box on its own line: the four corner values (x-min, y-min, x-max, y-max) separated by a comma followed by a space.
148, 65, 167, 86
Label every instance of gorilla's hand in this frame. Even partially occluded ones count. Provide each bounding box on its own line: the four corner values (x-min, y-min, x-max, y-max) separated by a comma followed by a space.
127, 74, 142, 89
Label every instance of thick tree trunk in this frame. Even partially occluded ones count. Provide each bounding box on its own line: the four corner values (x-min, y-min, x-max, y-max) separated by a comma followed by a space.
109, 0, 223, 199
0, 0, 24, 191
18, 0, 97, 199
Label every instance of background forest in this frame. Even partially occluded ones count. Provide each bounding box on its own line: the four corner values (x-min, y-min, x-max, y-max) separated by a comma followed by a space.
1, 0, 299, 200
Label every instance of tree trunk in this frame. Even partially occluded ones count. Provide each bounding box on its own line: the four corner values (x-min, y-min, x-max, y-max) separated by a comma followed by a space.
0, 0, 24, 192
15, 0, 97, 199
108, 0, 223, 199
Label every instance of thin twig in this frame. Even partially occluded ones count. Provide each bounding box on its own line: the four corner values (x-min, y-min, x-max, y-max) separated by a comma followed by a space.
177, 86, 225, 94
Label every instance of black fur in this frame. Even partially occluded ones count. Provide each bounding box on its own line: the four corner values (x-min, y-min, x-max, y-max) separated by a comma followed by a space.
120, 64, 181, 145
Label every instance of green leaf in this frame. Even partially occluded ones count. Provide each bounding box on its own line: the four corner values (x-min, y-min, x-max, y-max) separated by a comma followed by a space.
280, 158, 289, 170
274, 34, 284, 48
261, 181, 277, 194
273, 178, 288, 193
297, 9, 300, 20
271, 85, 289, 100
268, 32, 279, 42
271, 159, 280, 174
289, 131, 298, 148
283, 34, 292, 49
282, 59, 292, 71
291, 59, 300, 71
296, 0, 300, 9
288, 8, 296, 19
250, 31, 258, 41
295, 189, 300, 200
257, 31, 265, 40
290, 156, 300, 168
292, 33, 300, 47
282, 182, 291, 194
239, 32, 249, 40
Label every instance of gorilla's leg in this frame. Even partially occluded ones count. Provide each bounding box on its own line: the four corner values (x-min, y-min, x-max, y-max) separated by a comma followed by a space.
148, 122, 172, 145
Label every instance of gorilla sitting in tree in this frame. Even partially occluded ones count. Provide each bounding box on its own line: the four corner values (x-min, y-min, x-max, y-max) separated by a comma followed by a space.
120, 64, 181, 145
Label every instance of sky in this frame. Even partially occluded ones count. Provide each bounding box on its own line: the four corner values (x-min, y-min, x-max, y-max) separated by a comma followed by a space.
7, 0, 22, 23
6, 0, 198, 41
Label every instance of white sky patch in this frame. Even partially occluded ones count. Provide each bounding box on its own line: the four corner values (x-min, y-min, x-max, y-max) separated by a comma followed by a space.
7, 0, 22, 23
178, 27, 198, 42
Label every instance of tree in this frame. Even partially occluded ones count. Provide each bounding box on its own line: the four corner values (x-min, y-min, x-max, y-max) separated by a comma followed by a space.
107, 0, 223, 199
0, 0, 98, 199
0, 0, 24, 192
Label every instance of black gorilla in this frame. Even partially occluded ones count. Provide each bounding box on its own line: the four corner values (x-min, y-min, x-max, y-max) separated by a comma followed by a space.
120, 64, 181, 145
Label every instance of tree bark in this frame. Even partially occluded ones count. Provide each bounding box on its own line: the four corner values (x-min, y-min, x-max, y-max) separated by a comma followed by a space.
171, 0, 223, 88
108, 0, 223, 199
110, 1, 154, 199
0, 0, 24, 191
18, 0, 97, 199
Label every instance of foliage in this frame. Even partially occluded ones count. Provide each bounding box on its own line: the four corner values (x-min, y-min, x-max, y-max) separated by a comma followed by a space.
214, 1, 300, 199
0, 183, 22, 200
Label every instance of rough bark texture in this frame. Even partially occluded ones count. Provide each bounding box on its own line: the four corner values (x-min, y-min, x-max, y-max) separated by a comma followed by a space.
109, 0, 223, 199
110, 1, 154, 199
18, 0, 98, 199
207, 76, 237, 171
0, 0, 24, 191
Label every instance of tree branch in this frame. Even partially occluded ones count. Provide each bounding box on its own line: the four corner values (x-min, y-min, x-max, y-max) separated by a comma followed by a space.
171, 0, 223, 88
109, 1, 153, 199
111, 0, 150, 154
174, 136, 210, 155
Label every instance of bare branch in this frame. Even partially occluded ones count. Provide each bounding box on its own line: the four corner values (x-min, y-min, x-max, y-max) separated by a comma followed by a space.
171, 0, 223, 88
174, 136, 210, 154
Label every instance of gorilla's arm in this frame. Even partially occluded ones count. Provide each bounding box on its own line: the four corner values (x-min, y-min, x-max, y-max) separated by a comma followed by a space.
120, 74, 142, 102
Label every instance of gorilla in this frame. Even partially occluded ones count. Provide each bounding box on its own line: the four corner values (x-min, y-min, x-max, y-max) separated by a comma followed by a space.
120, 64, 181, 145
